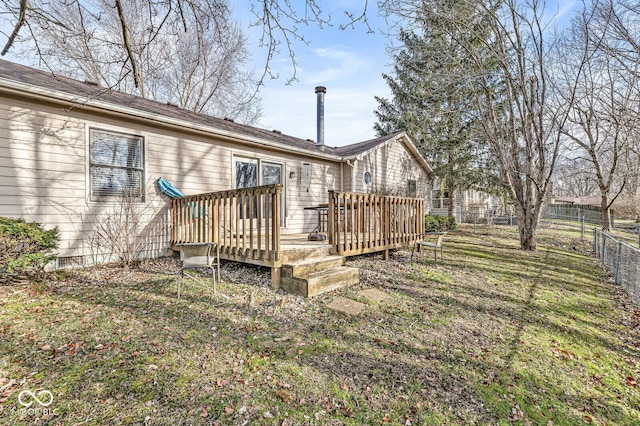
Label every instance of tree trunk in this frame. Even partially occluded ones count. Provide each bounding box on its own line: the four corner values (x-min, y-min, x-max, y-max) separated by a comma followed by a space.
518, 223, 537, 251
447, 182, 457, 219
513, 196, 540, 251
601, 194, 611, 231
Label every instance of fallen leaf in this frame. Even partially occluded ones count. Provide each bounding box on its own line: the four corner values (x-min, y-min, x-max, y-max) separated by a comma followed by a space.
224, 406, 234, 415
583, 415, 593, 423
275, 389, 293, 402
40, 344, 52, 351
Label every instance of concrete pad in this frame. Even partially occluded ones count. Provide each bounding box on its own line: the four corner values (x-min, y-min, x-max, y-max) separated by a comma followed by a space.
357, 288, 390, 303
327, 297, 366, 316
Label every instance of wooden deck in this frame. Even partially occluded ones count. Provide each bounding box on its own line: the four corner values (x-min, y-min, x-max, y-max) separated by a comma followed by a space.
170, 186, 424, 291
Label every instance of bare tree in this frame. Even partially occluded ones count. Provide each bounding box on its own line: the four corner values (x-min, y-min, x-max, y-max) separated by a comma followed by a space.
0, 0, 261, 123
383, 0, 571, 250
552, 158, 600, 198
555, 0, 640, 230
1, 0, 374, 87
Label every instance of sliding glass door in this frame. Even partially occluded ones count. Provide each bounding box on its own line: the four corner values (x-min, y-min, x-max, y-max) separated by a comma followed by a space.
234, 157, 285, 227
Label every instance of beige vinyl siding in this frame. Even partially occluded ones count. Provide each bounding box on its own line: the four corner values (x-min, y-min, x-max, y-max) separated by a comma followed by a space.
1, 96, 341, 262
353, 139, 430, 199
1, 101, 89, 258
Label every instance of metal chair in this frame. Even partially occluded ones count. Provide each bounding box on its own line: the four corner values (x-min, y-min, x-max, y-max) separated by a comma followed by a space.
410, 232, 447, 264
177, 242, 220, 299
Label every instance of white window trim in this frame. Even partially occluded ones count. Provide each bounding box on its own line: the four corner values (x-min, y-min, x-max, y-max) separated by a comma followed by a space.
87, 127, 145, 203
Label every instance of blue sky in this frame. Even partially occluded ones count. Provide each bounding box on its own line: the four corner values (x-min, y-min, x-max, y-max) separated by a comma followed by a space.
234, 0, 393, 146
237, 0, 580, 147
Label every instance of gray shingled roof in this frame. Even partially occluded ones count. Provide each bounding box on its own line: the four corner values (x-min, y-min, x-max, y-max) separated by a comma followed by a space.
0, 58, 341, 155
333, 133, 403, 157
0, 59, 424, 167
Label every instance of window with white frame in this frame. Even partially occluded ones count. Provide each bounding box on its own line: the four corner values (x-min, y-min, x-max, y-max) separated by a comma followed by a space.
89, 129, 144, 201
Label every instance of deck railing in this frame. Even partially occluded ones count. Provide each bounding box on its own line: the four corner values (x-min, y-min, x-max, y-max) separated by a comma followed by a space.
328, 190, 424, 256
170, 184, 282, 267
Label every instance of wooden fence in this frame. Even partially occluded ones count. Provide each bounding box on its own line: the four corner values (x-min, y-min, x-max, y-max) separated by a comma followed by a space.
328, 190, 424, 256
170, 184, 282, 268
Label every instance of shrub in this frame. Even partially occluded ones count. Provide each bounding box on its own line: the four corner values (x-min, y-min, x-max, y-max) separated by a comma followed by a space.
0, 217, 59, 282
424, 215, 458, 232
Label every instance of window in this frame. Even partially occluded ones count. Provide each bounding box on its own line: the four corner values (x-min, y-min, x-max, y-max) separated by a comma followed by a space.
89, 129, 144, 201
363, 171, 372, 186
235, 158, 258, 218
302, 163, 311, 184
235, 159, 258, 189
407, 180, 417, 197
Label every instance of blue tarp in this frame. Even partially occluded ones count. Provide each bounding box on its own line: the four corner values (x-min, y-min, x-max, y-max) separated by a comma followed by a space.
157, 177, 185, 198
158, 178, 206, 218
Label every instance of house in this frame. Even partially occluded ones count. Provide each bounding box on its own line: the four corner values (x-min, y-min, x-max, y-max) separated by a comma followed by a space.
0, 59, 432, 278
430, 180, 504, 222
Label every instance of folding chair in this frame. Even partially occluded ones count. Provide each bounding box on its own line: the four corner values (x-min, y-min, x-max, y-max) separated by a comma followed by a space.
176, 242, 220, 299
410, 232, 447, 264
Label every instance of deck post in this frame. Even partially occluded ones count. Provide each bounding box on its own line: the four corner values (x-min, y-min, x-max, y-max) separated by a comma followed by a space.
271, 267, 281, 289
383, 249, 389, 260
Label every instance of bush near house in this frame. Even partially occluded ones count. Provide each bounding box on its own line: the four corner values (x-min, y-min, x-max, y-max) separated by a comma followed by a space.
424, 214, 457, 232
0, 217, 59, 282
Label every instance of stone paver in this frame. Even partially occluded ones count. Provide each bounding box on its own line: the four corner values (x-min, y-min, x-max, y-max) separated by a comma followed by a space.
327, 297, 366, 316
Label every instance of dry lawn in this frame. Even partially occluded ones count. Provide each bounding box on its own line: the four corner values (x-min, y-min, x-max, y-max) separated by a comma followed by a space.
1, 223, 639, 425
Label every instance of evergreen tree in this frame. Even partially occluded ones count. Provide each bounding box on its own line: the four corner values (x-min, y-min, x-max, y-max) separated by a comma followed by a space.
375, 2, 498, 217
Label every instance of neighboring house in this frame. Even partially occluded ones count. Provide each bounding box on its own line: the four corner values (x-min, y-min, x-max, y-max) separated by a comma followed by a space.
430, 180, 503, 222
0, 59, 432, 266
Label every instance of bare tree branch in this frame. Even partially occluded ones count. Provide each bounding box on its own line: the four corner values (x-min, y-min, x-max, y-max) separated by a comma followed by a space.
1, 0, 26, 55
115, 0, 144, 95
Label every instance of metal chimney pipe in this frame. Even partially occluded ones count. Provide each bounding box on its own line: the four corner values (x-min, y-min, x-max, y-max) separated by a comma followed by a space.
315, 86, 326, 151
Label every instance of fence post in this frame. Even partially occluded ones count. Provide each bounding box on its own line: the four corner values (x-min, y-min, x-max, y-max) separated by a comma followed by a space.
474, 213, 477, 234
581, 215, 585, 241
614, 241, 622, 285
593, 228, 597, 255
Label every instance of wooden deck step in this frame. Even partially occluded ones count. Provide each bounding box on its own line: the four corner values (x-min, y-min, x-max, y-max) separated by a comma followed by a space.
280, 244, 334, 263
281, 255, 346, 279
280, 244, 359, 297
281, 266, 360, 297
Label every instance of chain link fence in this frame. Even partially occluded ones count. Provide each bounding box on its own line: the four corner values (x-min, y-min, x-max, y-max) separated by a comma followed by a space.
594, 229, 640, 304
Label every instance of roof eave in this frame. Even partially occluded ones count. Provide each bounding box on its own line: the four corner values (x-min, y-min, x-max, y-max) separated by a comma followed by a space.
0, 77, 344, 162
342, 132, 433, 175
